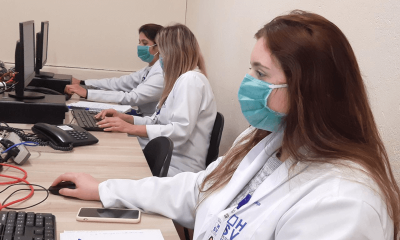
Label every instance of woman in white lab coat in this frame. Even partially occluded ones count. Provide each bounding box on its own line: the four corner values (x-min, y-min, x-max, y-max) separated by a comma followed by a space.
64, 24, 164, 117
94, 24, 217, 176
53, 11, 400, 239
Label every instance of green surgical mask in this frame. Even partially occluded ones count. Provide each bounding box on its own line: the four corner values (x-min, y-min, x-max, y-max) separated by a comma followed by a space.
238, 74, 288, 132
137, 44, 158, 63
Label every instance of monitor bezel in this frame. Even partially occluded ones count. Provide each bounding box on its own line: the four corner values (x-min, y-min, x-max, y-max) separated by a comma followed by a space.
9, 20, 44, 99
35, 21, 49, 74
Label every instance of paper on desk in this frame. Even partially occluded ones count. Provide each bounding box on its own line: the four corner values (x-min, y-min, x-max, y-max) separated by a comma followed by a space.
68, 101, 132, 113
60, 229, 164, 240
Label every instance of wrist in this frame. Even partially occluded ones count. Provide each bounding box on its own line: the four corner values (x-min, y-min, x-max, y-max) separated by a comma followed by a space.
80, 85, 88, 99
121, 114, 134, 123
126, 124, 138, 135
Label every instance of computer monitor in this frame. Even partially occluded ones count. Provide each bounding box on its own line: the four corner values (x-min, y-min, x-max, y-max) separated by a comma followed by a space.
35, 21, 54, 78
9, 21, 45, 99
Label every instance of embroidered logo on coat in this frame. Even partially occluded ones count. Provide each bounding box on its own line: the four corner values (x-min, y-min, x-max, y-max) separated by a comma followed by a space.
220, 214, 247, 240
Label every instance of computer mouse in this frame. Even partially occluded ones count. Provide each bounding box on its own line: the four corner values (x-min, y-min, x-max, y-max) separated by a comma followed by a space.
48, 181, 76, 195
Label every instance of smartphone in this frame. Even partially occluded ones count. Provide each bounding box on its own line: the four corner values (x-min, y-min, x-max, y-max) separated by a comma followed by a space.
76, 207, 141, 223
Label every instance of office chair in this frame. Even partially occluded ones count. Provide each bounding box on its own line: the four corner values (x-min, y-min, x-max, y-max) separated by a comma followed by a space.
142, 136, 173, 177
205, 112, 225, 167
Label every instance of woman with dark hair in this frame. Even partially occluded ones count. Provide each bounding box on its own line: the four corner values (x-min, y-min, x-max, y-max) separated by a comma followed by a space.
53, 11, 399, 239
64, 24, 164, 117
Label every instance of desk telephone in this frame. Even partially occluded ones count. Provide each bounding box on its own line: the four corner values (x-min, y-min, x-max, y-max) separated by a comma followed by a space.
32, 123, 98, 147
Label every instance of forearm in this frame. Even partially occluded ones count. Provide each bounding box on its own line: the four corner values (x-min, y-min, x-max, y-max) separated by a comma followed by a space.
85, 73, 139, 92
120, 114, 134, 124
126, 125, 148, 137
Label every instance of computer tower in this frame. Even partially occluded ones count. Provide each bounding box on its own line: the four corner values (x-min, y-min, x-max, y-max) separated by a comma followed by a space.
0, 92, 68, 124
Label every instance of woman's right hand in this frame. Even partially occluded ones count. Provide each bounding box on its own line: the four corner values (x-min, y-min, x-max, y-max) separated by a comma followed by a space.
51, 173, 100, 201
64, 85, 87, 97
71, 77, 81, 85
95, 109, 122, 120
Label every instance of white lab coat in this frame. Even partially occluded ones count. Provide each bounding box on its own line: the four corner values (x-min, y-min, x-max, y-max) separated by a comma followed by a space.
84, 60, 164, 116
99, 129, 393, 240
132, 69, 217, 176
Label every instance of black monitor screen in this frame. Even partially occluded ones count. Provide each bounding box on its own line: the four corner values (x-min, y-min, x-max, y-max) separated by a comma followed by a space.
23, 21, 35, 83
35, 21, 53, 78
42, 22, 48, 65
9, 21, 44, 99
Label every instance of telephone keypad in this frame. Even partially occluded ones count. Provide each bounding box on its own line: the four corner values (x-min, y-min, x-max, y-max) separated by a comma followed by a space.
68, 131, 89, 141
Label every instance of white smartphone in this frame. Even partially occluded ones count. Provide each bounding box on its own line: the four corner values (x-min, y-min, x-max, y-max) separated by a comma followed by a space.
76, 207, 141, 223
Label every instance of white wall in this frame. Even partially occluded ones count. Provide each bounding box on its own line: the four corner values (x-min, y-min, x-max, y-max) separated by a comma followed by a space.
0, 0, 186, 78
186, 0, 400, 183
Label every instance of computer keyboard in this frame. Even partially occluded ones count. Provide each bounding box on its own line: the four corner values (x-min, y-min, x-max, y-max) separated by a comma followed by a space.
0, 211, 56, 240
71, 109, 103, 131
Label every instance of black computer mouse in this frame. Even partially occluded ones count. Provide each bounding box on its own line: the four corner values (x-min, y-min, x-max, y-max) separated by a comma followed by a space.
48, 181, 76, 195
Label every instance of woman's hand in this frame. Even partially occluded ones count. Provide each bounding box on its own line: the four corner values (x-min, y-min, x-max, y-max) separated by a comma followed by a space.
71, 77, 81, 85
95, 109, 122, 120
51, 173, 100, 201
64, 84, 87, 97
97, 117, 134, 133
96, 109, 135, 124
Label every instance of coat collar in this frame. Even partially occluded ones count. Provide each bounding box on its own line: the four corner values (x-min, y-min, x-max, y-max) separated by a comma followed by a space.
147, 59, 162, 76
199, 131, 286, 231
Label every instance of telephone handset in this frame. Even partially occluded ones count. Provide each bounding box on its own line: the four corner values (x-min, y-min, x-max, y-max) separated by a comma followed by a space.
31, 123, 99, 147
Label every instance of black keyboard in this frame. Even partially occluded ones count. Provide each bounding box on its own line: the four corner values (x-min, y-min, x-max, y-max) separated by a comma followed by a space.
71, 109, 103, 131
0, 211, 56, 240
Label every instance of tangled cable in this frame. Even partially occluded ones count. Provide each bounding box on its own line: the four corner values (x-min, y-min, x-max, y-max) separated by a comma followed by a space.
0, 163, 34, 210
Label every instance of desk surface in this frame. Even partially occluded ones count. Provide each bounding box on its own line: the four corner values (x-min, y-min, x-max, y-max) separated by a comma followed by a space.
3, 117, 179, 239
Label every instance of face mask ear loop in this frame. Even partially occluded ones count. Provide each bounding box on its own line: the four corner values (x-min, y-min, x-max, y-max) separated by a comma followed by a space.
264, 84, 288, 113
150, 44, 158, 57
268, 83, 288, 89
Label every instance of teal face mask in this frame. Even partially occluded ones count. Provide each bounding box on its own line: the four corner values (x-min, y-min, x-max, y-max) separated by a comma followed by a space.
238, 74, 288, 132
137, 44, 157, 63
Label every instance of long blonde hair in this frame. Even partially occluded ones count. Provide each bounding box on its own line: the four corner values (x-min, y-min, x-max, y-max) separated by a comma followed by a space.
156, 24, 207, 108
200, 10, 400, 238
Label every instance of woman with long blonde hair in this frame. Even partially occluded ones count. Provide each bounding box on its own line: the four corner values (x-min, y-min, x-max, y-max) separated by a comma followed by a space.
53, 11, 399, 239
95, 24, 217, 176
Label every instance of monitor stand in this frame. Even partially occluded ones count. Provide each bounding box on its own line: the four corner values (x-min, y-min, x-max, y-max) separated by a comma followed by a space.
8, 91, 45, 99
35, 71, 55, 78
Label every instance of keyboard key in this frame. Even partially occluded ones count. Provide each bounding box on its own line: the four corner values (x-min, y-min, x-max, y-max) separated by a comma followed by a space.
36, 218, 44, 227
0, 212, 8, 225
26, 220, 34, 226
3, 235, 13, 240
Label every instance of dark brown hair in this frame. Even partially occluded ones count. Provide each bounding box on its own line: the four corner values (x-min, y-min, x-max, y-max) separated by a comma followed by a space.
200, 10, 400, 237
138, 24, 163, 44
